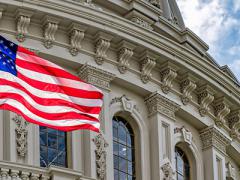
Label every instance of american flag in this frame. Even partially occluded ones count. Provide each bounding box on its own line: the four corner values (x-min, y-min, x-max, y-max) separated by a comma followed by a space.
0, 35, 103, 132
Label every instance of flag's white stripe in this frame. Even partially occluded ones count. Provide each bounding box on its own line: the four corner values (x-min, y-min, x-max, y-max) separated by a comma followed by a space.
0, 85, 99, 119
0, 98, 100, 129
17, 52, 101, 92
0, 71, 103, 107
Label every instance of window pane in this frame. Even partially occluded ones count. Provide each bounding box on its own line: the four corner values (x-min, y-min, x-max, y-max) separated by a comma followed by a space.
118, 125, 126, 144
48, 128, 58, 135
114, 169, 119, 180
48, 134, 57, 148
114, 142, 119, 155
119, 144, 127, 158
175, 147, 190, 180
48, 148, 58, 164
58, 137, 66, 151
119, 172, 127, 180
40, 132, 47, 146
128, 162, 133, 175
127, 147, 132, 161
119, 157, 127, 172
114, 155, 119, 169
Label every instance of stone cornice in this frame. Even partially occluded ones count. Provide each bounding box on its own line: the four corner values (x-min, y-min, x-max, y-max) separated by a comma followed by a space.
78, 64, 116, 91
200, 126, 231, 154
144, 91, 180, 119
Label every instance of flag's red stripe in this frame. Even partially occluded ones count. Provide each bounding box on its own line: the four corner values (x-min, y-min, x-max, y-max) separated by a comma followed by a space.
16, 58, 84, 82
0, 92, 99, 121
17, 47, 83, 82
0, 78, 101, 114
0, 103, 99, 132
17, 71, 102, 99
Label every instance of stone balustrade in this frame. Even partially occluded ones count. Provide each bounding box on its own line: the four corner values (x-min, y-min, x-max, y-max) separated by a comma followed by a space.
0, 161, 94, 180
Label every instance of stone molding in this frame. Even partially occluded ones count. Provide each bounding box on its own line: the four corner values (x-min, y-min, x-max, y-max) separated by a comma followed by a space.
12, 114, 29, 157
15, 9, 33, 42
144, 91, 180, 119
94, 32, 112, 65
180, 74, 197, 105
42, 16, 59, 49
78, 64, 115, 91
140, 51, 156, 84
214, 97, 230, 127
227, 110, 240, 139
150, 0, 161, 8
92, 133, 108, 180
117, 40, 135, 74
68, 23, 86, 56
197, 85, 214, 117
200, 126, 231, 154
160, 62, 178, 94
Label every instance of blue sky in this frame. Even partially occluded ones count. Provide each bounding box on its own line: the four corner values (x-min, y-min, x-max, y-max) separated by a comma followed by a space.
176, 0, 240, 79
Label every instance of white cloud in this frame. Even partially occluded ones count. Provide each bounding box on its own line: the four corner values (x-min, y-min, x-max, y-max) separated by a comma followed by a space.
229, 59, 240, 78
176, 0, 239, 57
228, 45, 240, 55
233, 1, 240, 12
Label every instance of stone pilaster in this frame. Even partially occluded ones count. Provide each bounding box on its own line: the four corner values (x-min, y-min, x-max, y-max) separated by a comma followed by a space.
200, 126, 231, 180
145, 91, 179, 180
78, 64, 115, 180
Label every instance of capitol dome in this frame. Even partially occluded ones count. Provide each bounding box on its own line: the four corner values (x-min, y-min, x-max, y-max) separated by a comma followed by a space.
0, 0, 239, 180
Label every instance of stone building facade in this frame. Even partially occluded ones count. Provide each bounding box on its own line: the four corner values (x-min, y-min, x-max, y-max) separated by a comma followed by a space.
0, 0, 239, 180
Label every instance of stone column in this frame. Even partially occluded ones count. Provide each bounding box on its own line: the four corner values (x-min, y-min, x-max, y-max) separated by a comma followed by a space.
200, 126, 231, 180
0, 110, 3, 160
145, 91, 180, 180
78, 64, 115, 180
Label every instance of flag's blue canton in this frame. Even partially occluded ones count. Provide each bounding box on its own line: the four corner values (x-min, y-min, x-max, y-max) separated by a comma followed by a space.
0, 36, 17, 76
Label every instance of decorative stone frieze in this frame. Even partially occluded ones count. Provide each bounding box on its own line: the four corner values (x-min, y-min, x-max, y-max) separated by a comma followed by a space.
110, 95, 139, 113
131, 16, 153, 30
150, 0, 161, 8
197, 85, 214, 117
12, 114, 29, 157
226, 162, 235, 180
180, 74, 197, 105
93, 133, 108, 180
200, 126, 231, 154
140, 51, 156, 83
69, 24, 86, 56
42, 16, 59, 49
145, 91, 180, 119
161, 162, 174, 180
117, 40, 135, 74
15, 10, 33, 42
174, 126, 192, 145
227, 110, 240, 139
94, 32, 112, 65
78, 64, 115, 91
20, 172, 30, 180
214, 97, 230, 127
160, 62, 178, 94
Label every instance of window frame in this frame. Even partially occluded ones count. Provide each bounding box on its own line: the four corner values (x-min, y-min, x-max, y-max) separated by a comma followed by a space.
175, 146, 190, 180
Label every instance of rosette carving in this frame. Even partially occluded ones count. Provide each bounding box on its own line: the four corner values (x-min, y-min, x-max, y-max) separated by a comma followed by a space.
160, 62, 177, 94
140, 51, 156, 83
197, 85, 214, 117
180, 74, 197, 105
214, 98, 230, 127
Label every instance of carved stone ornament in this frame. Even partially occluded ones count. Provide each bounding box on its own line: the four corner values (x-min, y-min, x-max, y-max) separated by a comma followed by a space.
145, 91, 180, 119
214, 97, 230, 127
78, 64, 115, 91
161, 162, 174, 180
16, 10, 33, 42
160, 62, 177, 94
180, 74, 197, 105
150, 0, 161, 8
12, 114, 29, 157
197, 85, 214, 117
200, 126, 231, 154
95, 33, 112, 65
42, 16, 59, 49
226, 162, 236, 180
117, 41, 135, 74
174, 126, 192, 145
69, 24, 85, 56
110, 95, 140, 113
140, 51, 156, 83
227, 110, 240, 139
131, 16, 153, 30
93, 133, 108, 180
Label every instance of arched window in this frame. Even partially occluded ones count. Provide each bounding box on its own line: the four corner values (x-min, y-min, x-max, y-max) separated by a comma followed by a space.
112, 116, 135, 180
40, 126, 67, 167
175, 147, 190, 180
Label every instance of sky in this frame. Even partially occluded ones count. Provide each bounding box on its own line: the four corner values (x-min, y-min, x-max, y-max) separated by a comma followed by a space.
176, 0, 240, 80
